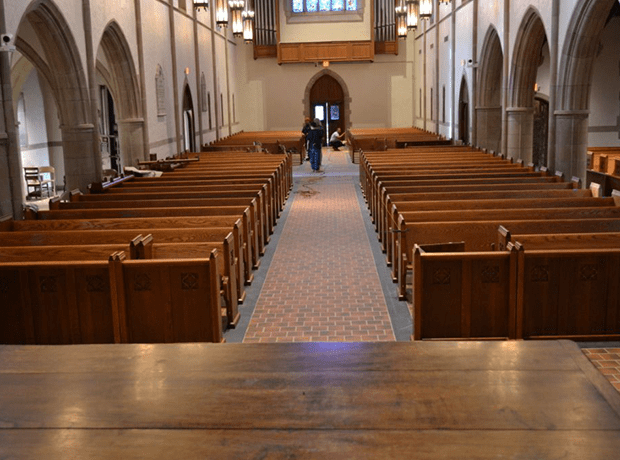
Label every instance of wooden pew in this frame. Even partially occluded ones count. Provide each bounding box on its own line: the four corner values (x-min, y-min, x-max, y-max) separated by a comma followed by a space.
0, 251, 223, 345
395, 217, 620, 300
0, 228, 240, 325
382, 194, 608, 268
515, 244, 620, 340
412, 244, 518, 340
411, 242, 620, 341
37, 205, 259, 275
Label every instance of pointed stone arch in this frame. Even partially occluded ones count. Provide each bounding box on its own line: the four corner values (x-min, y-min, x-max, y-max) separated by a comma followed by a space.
554, 0, 617, 180
15, 0, 97, 192
476, 26, 503, 153
505, 8, 547, 163
96, 20, 146, 167
508, 8, 547, 109
303, 69, 351, 130
458, 74, 470, 146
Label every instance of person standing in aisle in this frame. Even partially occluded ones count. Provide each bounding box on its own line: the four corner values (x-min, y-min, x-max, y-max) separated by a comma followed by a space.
301, 117, 311, 162
306, 118, 325, 172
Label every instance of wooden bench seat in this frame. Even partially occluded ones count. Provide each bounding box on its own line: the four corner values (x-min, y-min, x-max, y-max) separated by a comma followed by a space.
394, 217, 620, 299
504, 231, 620, 250
40, 203, 260, 270
381, 195, 611, 266
0, 251, 224, 345
411, 244, 620, 341
0, 228, 240, 322
0, 237, 241, 327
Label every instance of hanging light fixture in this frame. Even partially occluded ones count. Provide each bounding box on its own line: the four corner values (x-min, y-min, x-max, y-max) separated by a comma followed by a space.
242, 8, 255, 43
229, 0, 245, 37
215, 0, 229, 26
395, 0, 408, 39
419, 0, 432, 19
406, 0, 418, 30
193, 0, 209, 11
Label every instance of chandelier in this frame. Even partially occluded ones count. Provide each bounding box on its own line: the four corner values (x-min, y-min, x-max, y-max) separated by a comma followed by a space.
242, 8, 255, 43
230, 0, 245, 37
419, 0, 432, 19
406, 0, 418, 30
395, 0, 408, 39
193, 0, 208, 11
216, 0, 229, 26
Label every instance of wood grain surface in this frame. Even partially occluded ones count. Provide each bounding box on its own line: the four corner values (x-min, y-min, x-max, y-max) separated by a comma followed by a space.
1, 341, 619, 458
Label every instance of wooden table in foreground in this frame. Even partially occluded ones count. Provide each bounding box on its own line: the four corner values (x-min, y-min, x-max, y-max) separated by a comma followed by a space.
1, 340, 620, 459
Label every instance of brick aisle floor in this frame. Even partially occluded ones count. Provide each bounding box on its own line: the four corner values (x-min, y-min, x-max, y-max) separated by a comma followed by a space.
243, 148, 396, 342
583, 348, 620, 394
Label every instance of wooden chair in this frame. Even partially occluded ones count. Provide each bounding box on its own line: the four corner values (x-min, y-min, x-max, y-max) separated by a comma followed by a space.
24, 167, 42, 200
38, 166, 55, 197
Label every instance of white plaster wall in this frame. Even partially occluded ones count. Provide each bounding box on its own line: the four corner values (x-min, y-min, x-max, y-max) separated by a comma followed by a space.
174, 10, 198, 135
437, 13, 452, 137
588, 15, 620, 147
142, 0, 178, 158
453, 1, 473, 138
477, 0, 503, 53
197, 23, 217, 143
9, 0, 89, 86
91, 0, 138, 64
20, 71, 50, 168
279, 0, 371, 43
413, 35, 424, 129
236, 46, 414, 132
214, 33, 230, 134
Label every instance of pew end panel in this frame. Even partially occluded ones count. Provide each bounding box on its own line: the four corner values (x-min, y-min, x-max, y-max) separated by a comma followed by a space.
516, 247, 620, 341
412, 246, 518, 341
0, 260, 116, 345
115, 252, 224, 343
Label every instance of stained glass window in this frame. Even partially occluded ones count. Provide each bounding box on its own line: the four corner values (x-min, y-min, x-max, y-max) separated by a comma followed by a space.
330, 105, 340, 121
292, 0, 357, 13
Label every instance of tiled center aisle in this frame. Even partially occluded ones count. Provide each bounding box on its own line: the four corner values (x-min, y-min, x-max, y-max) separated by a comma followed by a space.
243, 149, 396, 342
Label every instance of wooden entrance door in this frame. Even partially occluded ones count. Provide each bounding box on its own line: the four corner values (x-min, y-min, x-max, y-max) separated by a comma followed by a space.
310, 75, 345, 145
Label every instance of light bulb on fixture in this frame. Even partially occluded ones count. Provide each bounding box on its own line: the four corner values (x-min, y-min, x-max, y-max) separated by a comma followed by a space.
419, 0, 432, 19
229, 0, 245, 37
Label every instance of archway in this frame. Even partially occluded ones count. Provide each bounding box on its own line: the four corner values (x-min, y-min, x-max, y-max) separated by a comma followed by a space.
458, 76, 470, 145
507, 8, 548, 164
96, 21, 146, 171
304, 70, 351, 143
476, 27, 503, 154
555, 0, 619, 180
15, 0, 98, 193
182, 84, 196, 152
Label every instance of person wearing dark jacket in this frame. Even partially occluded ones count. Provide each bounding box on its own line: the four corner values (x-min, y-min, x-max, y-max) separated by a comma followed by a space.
306, 118, 325, 172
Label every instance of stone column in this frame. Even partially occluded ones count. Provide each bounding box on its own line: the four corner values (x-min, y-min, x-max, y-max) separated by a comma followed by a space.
554, 109, 589, 182
0, 133, 22, 218
506, 107, 534, 163
117, 118, 146, 167
475, 106, 502, 153
61, 124, 99, 193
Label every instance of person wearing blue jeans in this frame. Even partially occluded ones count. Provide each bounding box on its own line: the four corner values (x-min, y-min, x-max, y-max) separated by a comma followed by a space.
306, 118, 325, 172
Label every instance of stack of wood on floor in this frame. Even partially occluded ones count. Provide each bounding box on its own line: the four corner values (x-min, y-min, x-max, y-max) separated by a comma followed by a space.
586, 147, 620, 197
0, 144, 292, 346
204, 130, 305, 165
361, 143, 620, 342
346, 127, 450, 163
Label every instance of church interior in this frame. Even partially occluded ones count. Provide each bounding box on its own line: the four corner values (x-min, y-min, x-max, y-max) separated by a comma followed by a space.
1, 0, 620, 457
